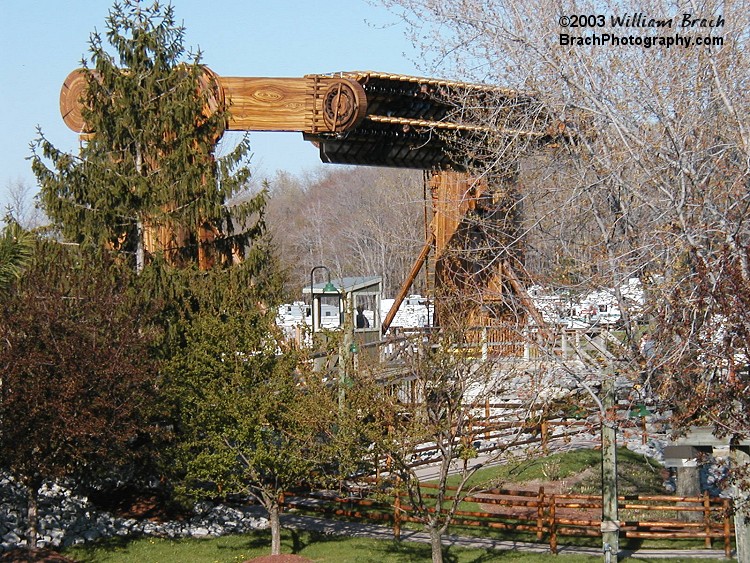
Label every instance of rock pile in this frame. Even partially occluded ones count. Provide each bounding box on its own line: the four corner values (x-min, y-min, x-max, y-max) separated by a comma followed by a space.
0, 475, 268, 553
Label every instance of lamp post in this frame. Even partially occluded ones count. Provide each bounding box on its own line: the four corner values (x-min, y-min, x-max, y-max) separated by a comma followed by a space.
309, 266, 349, 407
309, 265, 337, 338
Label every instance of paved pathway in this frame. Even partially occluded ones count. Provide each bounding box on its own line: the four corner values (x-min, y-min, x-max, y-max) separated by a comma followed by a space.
279, 512, 734, 560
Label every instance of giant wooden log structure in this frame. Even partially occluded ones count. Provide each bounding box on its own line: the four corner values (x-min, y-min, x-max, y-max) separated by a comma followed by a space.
61, 68, 565, 335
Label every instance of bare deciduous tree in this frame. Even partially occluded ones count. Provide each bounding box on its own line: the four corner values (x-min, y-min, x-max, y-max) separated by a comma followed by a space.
266, 166, 426, 297
360, 327, 589, 563
3, 179, 45, 230
380, 0, 749, 556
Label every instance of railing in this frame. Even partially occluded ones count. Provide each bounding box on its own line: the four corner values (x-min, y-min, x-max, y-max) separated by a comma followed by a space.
373, 325, 631, 365
389, 416, 597, 472
283, 484, 733, 557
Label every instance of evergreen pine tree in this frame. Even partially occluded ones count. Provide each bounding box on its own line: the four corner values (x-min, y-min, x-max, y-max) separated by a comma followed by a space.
0, 218, 34, 294
31, 0, 261, 271
26, 8, 361, 557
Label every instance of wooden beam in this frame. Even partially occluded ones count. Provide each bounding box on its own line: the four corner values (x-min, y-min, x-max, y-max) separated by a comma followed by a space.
501, 260, 552, 341
382, 235, 433, 334
220, 77, 311, 131
60, 69, 367, 136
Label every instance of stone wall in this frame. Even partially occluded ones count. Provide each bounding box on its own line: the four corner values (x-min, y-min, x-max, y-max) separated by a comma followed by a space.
0, 474, 268, 552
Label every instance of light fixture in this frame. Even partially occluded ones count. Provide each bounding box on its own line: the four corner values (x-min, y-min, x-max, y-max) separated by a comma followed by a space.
310, 265, 338, 338
628, 403, 651, 418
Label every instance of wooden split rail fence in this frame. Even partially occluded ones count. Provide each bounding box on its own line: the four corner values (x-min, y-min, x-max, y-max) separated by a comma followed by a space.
371, 401, 657, 468
392, 417, 595, 474
283, 484, 733, 557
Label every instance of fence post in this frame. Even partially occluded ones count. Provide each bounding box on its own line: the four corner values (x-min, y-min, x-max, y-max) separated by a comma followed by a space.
485, 398, 491, 440
482, 326, 488, 361
541, 419, 549, 455
723, 498, 732, 559
524, 334, 531, 359
393, 486, 402, 540
703, 491, 712, 548
537, 486, 545, 541
549, 494, 558, 554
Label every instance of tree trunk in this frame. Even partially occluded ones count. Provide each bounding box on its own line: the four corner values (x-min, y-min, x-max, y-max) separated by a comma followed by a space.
735, 504, 750, 563
676, 466, 702, 522
26, 482, 39, 551
136, 219, 145, 274
429, 526, 443, 563
269, 501, 281, 555
601, 371, 619, 563
135, 146, 145, 274
731, 446, 750, 563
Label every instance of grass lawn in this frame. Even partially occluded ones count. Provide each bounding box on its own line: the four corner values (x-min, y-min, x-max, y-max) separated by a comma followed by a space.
443, 447, 665, 494
63, 529, 726, 562
61, 448, 729, 562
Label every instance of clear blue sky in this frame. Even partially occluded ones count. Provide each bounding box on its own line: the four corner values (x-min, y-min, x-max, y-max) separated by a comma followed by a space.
0, 0, 423, 209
